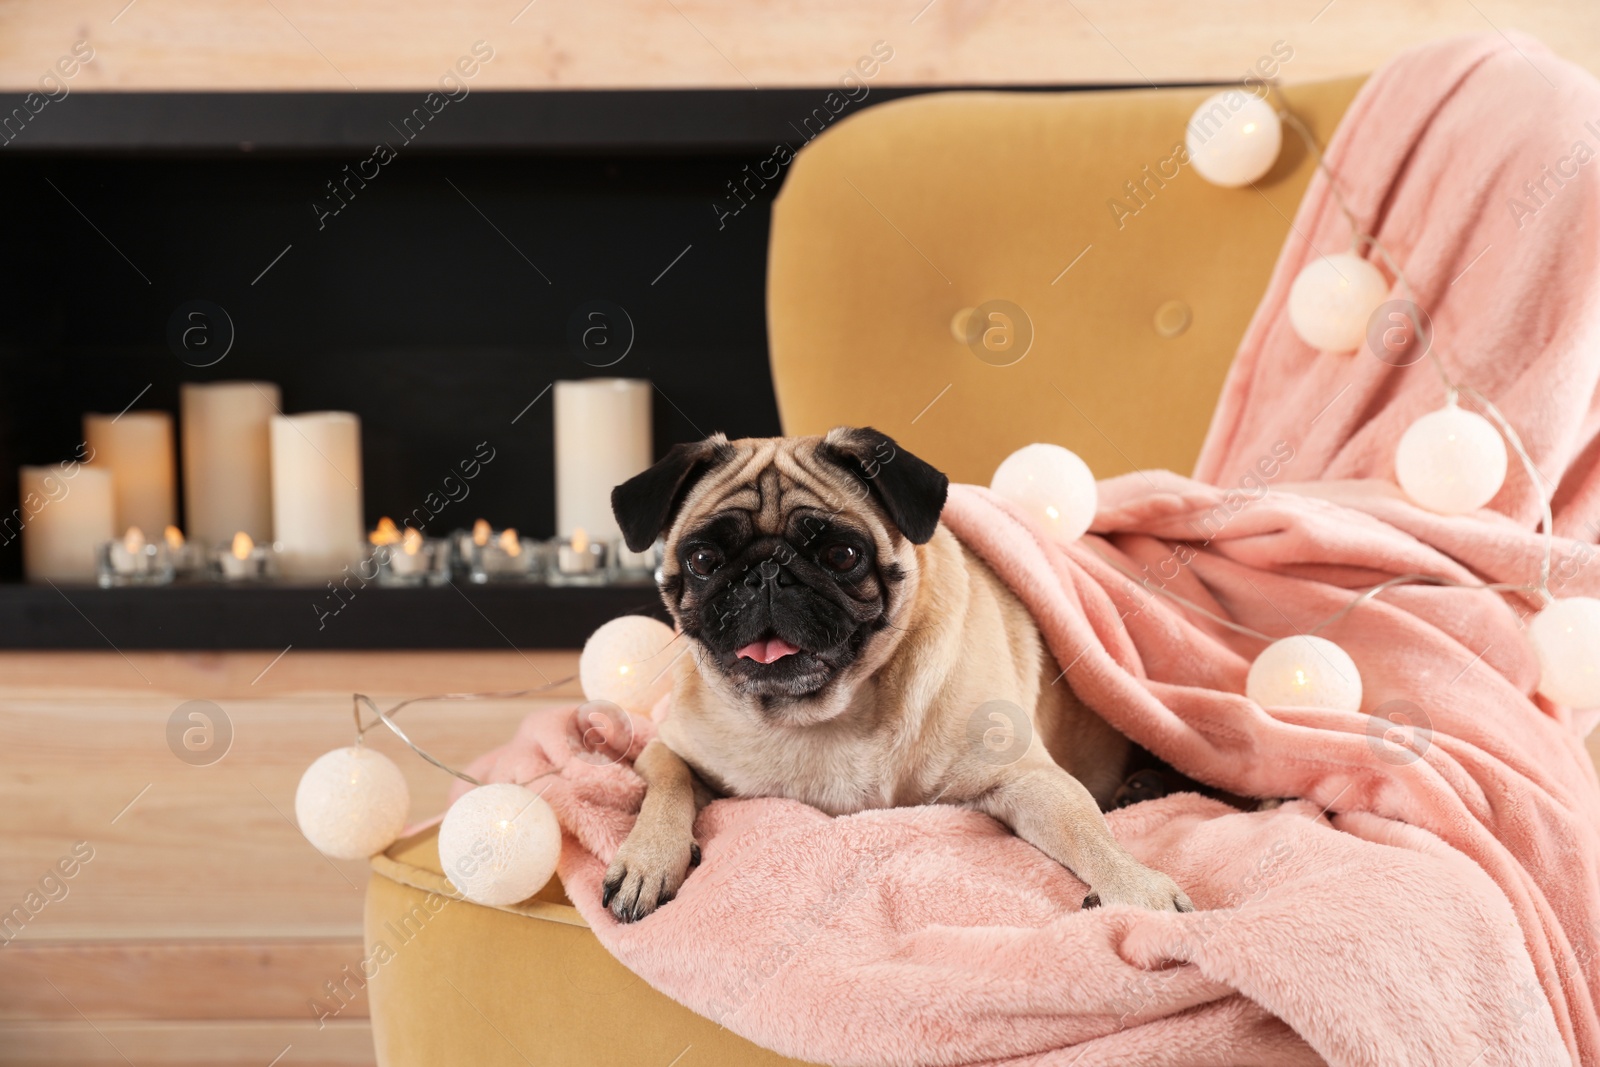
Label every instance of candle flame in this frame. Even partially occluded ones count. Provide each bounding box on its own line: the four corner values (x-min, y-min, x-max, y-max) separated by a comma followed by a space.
123, 526, 146, 552
472, 519, 491, 546
369, 517, 400, 546
402, 527, 423, 556
572, 527, 589, 552
231, 531, 254, 560
163, 526, 185, 550
499, 528, 523, 557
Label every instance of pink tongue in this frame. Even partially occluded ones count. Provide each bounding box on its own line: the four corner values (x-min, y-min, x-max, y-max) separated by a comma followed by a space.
736, 637, 801, 664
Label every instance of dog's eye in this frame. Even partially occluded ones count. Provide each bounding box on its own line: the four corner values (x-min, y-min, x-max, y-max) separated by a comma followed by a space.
821, 543, 859, 572
687, 546, 723, 577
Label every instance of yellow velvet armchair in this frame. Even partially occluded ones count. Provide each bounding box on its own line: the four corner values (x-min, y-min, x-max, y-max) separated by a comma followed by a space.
365, 74, 1365, 1067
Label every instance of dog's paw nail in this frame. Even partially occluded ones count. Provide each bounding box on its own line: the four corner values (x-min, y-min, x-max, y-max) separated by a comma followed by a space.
1082, 892, 1102, 909
601, 878, 620, 908
689, 843, 702, 867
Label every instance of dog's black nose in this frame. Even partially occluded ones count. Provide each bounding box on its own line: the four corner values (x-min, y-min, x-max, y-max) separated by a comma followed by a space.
756, 558, 796, 587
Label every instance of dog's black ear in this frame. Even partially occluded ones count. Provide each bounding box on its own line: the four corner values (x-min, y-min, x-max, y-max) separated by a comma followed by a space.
821, 427, 948, 544
612, 435, 732, 552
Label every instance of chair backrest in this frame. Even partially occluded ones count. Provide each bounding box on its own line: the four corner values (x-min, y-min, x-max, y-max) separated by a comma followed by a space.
766, 76, 1365, 487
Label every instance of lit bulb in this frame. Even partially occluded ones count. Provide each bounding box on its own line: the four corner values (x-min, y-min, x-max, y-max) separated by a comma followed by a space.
231, 531, 254, 560
1528, 597, 1600, 709
580, 615, 678, 713
1186, 90, 1283, 187
1246, 635, 1363, 713
989, 443, 1098, 542
1287, 253, 1390, 353
1394, 404, 1507, 514
437, 783, 561, 907
472, 519, 491, 546
294, 746, 410, 860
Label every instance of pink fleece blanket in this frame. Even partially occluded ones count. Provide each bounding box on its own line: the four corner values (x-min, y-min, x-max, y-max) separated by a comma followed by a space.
452, 33, 1600, 1067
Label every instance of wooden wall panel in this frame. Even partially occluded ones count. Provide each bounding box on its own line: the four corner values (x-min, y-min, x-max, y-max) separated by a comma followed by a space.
0, 939, 368, 1020
0, 1020, 374, 1067
0, 652, 577, 1065
0, 0, 1596, 92
0, 652, 581, 943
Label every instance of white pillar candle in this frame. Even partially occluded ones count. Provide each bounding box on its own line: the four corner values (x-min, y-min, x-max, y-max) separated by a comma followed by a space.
84, 411, 176, 535
19, 464, 114, 581
554, 379, 652, 542
270, 412, 365, 580
181, 382, 280, 546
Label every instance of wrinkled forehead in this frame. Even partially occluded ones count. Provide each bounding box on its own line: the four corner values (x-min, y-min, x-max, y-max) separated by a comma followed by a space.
666, 438, 869, 544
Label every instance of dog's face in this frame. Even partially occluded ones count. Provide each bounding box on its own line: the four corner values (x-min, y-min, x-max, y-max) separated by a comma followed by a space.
612, 427, 948, 717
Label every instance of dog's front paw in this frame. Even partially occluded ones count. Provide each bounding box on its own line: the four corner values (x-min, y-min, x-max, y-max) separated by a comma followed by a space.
602, 827, 700, 923
1082, 864, 1193, 913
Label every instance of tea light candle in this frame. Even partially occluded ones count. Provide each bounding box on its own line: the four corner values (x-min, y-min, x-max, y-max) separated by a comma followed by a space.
374, 527, 449, 587
554, 379, 652, 543
552, 527, 608, 585
98, 526, 176, 587
394, 528, 426, 573
469, 527, 545, 583
271, 412, 365, 580
85, 411, 177, 534
20, 464, 114, 582
452, 518, 492, 570
214, 531, 275, 581
612, 539, 661, 580
163, 526, 201, 576
182, 381, 279, 545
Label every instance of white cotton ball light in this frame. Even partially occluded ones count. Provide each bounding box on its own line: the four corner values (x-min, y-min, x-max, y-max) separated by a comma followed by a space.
1246, 635, 1363, 713
1527, 597, 1600, 709
295, 746, 410, 860
438, 783, 562, 907
580, 615, 678, 714
1186, 90, 1283, 187
1287, 253, 1390, 353
1394, 404, 1507, 515
990, 444, 1098, 542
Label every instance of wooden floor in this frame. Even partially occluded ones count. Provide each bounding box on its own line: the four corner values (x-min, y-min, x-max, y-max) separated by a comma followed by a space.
0, 651, 582, 1067
1, 650, 1596, 1066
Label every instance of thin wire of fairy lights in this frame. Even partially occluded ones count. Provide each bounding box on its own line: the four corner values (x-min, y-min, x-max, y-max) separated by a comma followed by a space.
350, 677, 578, 787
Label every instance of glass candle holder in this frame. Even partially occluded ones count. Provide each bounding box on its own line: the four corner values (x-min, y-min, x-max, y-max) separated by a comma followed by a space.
548, 534, 608, 586
469, 530, 547, 584
373, 536, 451, 587
610, 540, 662, 584
212, 534, 277, 582
97, 533, 176, 588
161, 527, 203, 578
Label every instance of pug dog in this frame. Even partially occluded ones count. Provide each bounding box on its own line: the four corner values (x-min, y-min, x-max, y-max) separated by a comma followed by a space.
601, 427, 1193, 922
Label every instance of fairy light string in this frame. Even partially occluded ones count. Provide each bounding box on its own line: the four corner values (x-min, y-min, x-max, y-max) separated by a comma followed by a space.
292, 85, 1600, 901
1098, 83, 1567, 658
